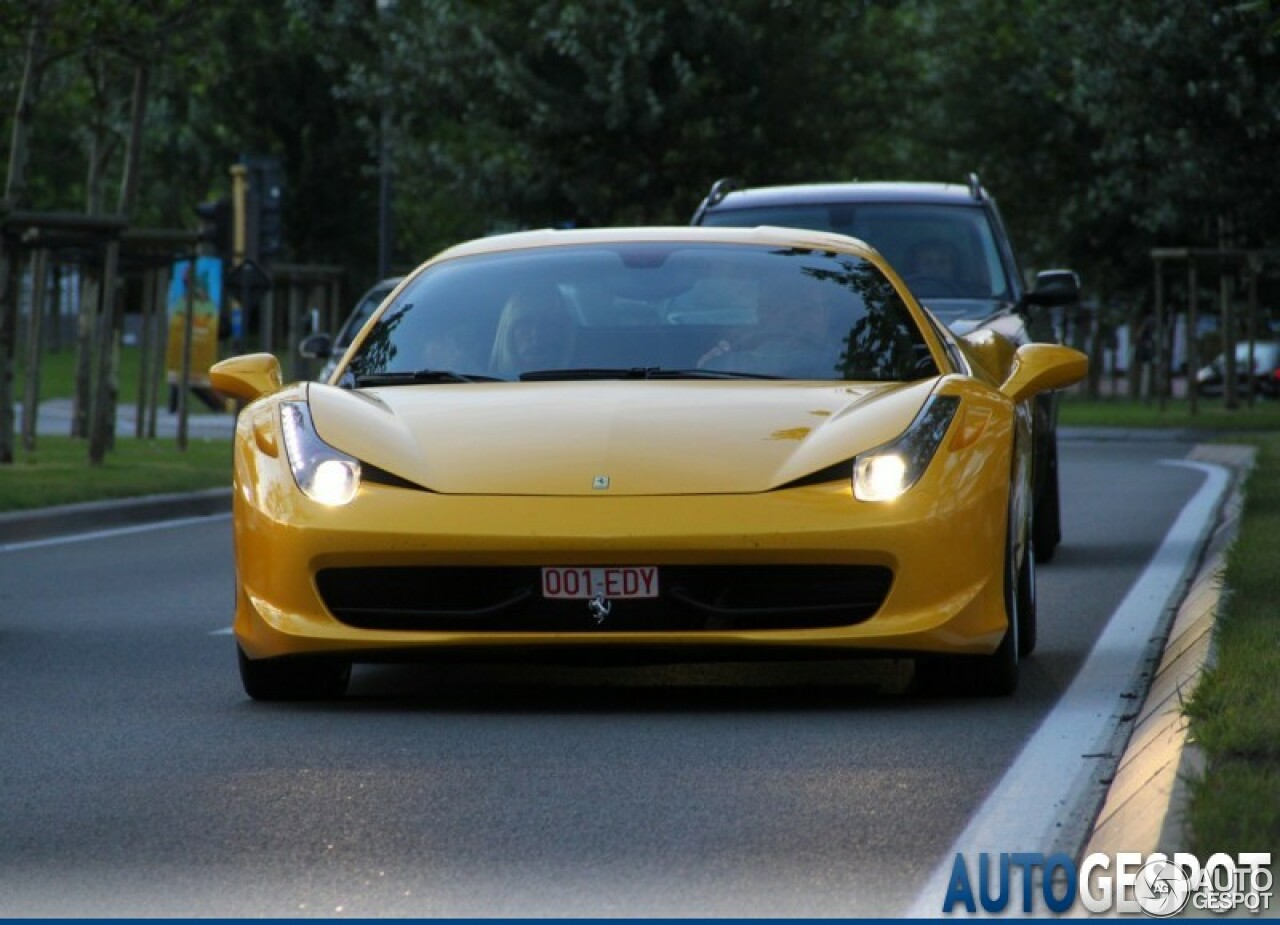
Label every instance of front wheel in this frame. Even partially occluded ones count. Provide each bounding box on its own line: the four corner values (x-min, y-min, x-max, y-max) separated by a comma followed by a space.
238, 646, 351, 701
1033, 445, 1061, 563
1017, 535, 1038, 658
913, 507, 1022, 698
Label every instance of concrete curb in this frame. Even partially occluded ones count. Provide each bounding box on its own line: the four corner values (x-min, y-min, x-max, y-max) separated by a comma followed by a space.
0, 487, 232, 546
1080, 443, 1255, 860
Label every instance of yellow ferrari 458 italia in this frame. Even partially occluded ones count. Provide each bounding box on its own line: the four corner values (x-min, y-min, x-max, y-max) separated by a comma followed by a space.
211, 226, 1086, 701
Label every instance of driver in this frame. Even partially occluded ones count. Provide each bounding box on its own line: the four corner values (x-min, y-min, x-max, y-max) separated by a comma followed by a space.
698, 279, 837, 377
906, 238, 959, 283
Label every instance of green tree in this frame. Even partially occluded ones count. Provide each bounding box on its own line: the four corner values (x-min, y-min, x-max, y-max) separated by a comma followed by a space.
371, 0, 894, 247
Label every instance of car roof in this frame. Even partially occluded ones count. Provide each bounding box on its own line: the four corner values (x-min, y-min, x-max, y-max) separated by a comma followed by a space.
699, 181, 986, 214
426, 224, 886, 265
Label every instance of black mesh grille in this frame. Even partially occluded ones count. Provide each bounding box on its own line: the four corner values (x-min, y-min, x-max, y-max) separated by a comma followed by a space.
316, 565, 892, 632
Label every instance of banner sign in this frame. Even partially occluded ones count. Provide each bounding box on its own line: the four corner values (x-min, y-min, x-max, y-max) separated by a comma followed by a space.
165, 257, 222, 387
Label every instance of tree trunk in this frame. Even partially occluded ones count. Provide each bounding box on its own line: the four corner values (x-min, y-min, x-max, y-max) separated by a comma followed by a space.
0, 13, 50, 465
89, 63, 149, 465
21, 248, 49, 452
71, 80, 115, 440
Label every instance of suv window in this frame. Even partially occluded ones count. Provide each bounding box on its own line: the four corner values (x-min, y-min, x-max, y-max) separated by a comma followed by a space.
700, 202, 1012, 302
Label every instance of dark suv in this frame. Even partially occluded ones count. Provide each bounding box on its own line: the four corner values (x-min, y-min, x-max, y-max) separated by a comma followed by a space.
693, 175, 1080, 562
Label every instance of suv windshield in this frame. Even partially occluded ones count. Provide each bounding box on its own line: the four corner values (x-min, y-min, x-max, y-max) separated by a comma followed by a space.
700, 202, 1014, 304
342, 243, 938, 384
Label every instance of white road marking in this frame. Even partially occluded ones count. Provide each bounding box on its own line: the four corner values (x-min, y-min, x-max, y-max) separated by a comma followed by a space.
209, 628, 234, 636
0, 513, 230, 553
904, 459, 1230, 917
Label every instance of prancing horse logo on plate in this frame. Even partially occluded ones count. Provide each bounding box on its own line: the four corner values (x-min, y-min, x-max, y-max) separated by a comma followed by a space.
588, 591, 612, 623
592, 475, 610, 490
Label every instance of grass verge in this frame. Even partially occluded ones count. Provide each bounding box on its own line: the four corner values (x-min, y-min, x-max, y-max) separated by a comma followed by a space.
1180, 432, 1280, 855
1064, 393, 1280, 855
1058, 391, 1280, 430
0, 436, 232, 512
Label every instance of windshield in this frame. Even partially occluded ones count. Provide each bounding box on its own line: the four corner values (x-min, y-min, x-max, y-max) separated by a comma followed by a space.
702, 203, 1014, 303
342, 242, 938, 384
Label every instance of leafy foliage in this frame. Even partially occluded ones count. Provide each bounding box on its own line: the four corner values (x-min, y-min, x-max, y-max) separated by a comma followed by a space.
2, 0, 1279, 303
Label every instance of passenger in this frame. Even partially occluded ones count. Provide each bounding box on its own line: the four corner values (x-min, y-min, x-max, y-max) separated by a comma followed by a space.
421, 329, 480, 372
490, 285, 576, 378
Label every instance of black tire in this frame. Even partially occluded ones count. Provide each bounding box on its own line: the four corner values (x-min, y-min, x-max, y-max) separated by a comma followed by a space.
1017, 534, 1038, 658
238, 646, 351, 701
975, 524, 1022, 696
1033, 445, 1061, 563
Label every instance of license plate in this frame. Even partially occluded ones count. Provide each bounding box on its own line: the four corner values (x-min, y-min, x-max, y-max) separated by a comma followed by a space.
541, 566, 659, 599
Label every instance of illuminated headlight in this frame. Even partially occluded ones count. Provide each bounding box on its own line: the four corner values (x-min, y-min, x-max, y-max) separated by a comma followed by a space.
853, 395, 959, 502
280, 401, 361, 506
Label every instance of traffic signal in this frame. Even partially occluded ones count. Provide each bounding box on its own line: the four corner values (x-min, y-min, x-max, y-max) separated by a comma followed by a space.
240, 155, 285, 259
194, 198, 232, 258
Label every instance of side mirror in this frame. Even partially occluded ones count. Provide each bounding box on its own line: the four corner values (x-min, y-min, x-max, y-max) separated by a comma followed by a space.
1000, 343, 1088, 404
1026, 269, 1081, 308
299, 332, 333, 360
209, 353, 284, 403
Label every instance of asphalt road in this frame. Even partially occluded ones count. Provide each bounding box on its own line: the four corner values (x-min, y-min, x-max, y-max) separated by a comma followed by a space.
0, 437, 1209, 917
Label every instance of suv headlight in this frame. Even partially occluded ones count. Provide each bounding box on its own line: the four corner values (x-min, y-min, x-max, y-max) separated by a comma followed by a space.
852, 395, 959, 502
280, 401, 361, 506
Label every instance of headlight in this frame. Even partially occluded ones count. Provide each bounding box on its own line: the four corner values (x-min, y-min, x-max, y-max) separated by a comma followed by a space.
280, 401, 361, 506
852, 395, 959, 502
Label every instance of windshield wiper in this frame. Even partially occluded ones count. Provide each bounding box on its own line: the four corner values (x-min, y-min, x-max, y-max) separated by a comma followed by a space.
354, 369, 500, 386
519, 366, 783, 381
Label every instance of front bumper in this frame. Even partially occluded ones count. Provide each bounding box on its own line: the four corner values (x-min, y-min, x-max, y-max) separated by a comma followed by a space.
232, 445, 1012, 662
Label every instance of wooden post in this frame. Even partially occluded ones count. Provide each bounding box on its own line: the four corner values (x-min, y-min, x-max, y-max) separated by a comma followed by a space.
1153, 259, 1165, 410
20, 248, 48, 452
88, 237, 123, 462
1221, 257, 1237, 410
1245, 258, 1259, 406
261, 286, 275, 356
288, 281, 304, 382
1186, 257, 1198, 415
136, 268, 154, 438
48, 257, 62, 353
177, 259, 195, 452
147, 264, 170, 439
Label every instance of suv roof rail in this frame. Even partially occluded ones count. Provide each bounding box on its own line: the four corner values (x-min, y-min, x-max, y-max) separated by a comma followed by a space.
967, 172, 984, 201
691, 177, 742, 224
706, 177, 742, 207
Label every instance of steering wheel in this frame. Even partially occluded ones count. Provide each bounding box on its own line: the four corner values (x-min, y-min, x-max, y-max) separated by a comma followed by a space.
903, 274, 962, 298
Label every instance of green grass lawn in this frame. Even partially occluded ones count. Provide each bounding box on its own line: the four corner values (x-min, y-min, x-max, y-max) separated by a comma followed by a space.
16, 342, 147, 405
1059, 391, 1280, 430
1063, 393, 1280, 853
1180, 431, 1280, 855
0, 436, 232, 512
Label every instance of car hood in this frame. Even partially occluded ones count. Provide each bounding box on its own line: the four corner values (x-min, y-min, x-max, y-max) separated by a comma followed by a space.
306, 379, 938, 496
